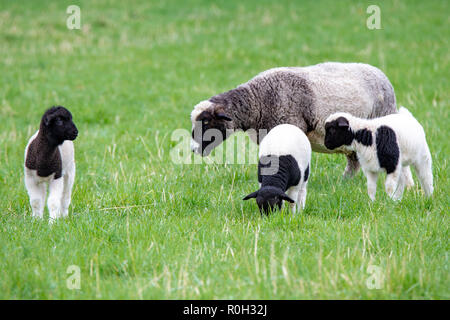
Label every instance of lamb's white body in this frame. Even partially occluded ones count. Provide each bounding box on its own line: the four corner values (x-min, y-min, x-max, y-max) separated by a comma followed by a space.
259, 124, 311, 211
24, 131, 76, 222
327, 108, 433, 201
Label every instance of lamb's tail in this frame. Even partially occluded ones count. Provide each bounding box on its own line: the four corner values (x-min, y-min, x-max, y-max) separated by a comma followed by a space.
398, 106, 413, 117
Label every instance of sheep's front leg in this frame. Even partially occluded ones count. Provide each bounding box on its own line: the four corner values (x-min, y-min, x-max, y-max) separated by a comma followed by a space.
61, 165, 75, 217
287, 186, 300, 213
288, 202, 297, 213
364, 170, 378, 201
48, 178, 64, 223
385, 167, 402, 200
343, 152, 360, 178
25, 175, 46, 219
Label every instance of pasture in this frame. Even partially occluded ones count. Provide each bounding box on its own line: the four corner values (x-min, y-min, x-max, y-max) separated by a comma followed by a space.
0, 0, 448, 299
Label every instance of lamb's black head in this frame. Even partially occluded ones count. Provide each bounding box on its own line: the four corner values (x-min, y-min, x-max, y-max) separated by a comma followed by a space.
41, 106, 78, 144
243, 186, 295, 215
191, 101, 233, 156
324, 116, 353, 150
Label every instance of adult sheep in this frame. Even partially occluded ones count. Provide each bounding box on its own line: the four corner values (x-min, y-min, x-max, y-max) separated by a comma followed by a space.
190, 61, 413, 183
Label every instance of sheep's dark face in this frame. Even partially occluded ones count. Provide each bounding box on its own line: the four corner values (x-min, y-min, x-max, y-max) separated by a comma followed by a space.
42, 106, 78, 144
243, 186, 295, 215
191, 108, 232, 156
324, 116, 353, 150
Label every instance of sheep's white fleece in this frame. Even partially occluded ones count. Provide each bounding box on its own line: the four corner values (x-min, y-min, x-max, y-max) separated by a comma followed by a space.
24, 131, 76, 222
259, 124, 311, 210
259, 124, 311, 169
326, 107, 433, 200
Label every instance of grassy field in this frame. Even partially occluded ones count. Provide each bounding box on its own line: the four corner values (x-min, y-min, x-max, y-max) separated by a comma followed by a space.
0, 0, 448, 299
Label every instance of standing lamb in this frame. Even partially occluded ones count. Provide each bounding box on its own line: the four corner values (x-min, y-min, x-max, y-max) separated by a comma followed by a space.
324, 107, 433, 201
190, 62, 414, 186
24, 106, 78, 222
243, 124, 311, 214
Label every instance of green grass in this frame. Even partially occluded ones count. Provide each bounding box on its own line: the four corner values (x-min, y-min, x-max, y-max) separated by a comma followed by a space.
0, 0, 448, 299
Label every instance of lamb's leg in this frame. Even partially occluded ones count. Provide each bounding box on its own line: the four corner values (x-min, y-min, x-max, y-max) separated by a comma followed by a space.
47, 178, 64, 223
392, 169, 406, 201
403, 166, 415, 189
288, 202, 297, 213
287, 186, 300, 213
25, 176, 46, 219
413, 154, 433, 197
297, 181, 308, 210
385, 167, 402, 200
343, 152, 360, 178
61, 165, 75, 217
364, 169, 378, 201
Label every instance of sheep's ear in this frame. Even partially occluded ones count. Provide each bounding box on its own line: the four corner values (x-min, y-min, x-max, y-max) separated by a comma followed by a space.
243, 191, 258, 200
216, 112, 232, 121
43, 113, 55, 126
280, 193, 295, 203
337, 117, 349, 129
212, 107, 232, 121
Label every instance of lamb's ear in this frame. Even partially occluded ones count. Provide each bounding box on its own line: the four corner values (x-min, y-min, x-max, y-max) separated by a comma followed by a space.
337, 117, 349, 129
279, 193, 295, 203
43, 112, 56, 126
243, 191, 259, 200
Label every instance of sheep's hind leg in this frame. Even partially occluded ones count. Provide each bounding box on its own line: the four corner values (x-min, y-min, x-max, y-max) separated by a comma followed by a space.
392, 169, 406, 201
413, 155, 433, 197
343, 152, 360, 178
48, 178, 64, 223
25, 176, 46, 219
297, 181, 308, 210
403, 166, 414, 189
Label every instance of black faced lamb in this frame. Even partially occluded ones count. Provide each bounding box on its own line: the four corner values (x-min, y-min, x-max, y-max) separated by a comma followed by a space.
24, 106, 78, 223
190, 62, 413, 187
324, 107, 433, 201
243, 124, 311, 214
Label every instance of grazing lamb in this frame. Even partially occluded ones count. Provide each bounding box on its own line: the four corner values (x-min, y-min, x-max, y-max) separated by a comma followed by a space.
24, 106, 78, 222
190, 62, 413, 186
324, 107, 433, 201
243, 124, 311, 214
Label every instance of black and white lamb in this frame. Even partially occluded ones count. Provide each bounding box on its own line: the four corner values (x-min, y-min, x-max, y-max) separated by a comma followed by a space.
243, 124, 311, 214
24, 106, 78, 222
190, 62, 413, 186
324, 107, 433, 201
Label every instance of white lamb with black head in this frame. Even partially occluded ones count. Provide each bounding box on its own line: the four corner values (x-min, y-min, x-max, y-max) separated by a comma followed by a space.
24, 106, 78, 222
243, 124, 311, 214
324, 107, 433, 201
